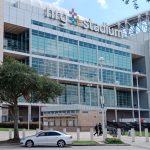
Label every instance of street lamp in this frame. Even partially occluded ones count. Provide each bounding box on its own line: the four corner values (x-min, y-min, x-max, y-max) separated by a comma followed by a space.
135, 71, 142, 136
99, 57, 105, 134
87, 83, 92, 106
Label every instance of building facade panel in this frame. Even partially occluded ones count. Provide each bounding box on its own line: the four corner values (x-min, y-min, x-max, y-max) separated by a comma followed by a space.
1, 0, 149, 125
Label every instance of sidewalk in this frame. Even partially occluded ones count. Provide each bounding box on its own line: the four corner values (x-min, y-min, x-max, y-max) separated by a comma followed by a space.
0, 130, 150, 147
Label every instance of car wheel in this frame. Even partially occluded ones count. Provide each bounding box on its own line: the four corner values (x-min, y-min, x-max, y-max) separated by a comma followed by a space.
25, 140, 34, 147
57, 140, 65, 147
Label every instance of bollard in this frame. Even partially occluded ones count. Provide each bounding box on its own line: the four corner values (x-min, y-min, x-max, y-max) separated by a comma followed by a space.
77, 128, 80, 141
36, 129, 40, 134
9, 129, 12, 139
103, 128, 107, 141
131, 128, 135, 142
117, 128, 121, 140
22, 129, 25, 139
90, 128, 93, 141
63, 128, 66, 133
145, 128, 149, 142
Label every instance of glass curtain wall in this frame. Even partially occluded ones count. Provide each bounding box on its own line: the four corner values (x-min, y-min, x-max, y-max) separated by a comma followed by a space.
4, 30, 29, 53
117, 91, 132, 108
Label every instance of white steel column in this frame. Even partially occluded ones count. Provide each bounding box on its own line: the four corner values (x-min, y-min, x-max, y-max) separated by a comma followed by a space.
97, 85, 100, 107
114, 87, 118, 122
39, 104, 41, 130
28, 105, 31, 130
131, 89, 135, 121
0, 0, 4, 64
78, 82, 80, 104
135, 72, 142, 136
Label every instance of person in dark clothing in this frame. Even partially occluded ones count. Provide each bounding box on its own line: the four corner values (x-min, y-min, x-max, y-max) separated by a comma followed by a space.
93, 124, 98, 136
98, 123, 102, 135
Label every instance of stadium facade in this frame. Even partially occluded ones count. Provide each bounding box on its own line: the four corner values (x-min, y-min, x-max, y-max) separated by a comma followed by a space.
0, 0, 150, 128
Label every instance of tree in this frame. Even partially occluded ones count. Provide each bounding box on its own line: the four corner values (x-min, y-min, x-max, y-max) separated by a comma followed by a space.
0, 58, 63, 141
122, 0, 150, 9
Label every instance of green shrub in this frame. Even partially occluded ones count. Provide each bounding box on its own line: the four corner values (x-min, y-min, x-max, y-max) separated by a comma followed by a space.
105, 138, 124, 144
0, 122, 43, 129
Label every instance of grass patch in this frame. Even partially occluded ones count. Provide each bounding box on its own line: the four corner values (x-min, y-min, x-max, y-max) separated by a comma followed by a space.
0, 128, 33, 131
73, 140, 98, 145
125, 131, 150, 137
105, 138, 124, 144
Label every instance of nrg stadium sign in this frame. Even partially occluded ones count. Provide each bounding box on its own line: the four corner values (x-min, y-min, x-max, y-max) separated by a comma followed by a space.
45, 8, 123, 38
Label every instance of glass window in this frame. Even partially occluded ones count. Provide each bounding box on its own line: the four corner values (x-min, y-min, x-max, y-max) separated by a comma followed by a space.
80, 66, 98, 82
47, 132, 61, 136
103, 69, 114, 84
58, 36, 78, 62
103, 89, 115, 107
114, 50, 131, 71
79, 42, 97, 65
59, 84, 78, 104
115, 71, 132, 86
117, 91, 131, 108
80, 86, 98, 106
32, 30, 57, 58
59, 62, 78, 79
32, 58, 57, 77
98, 46, 114, 68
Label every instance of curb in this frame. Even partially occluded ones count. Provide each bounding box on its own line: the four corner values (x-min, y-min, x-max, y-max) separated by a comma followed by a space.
0, 143, 130, 147
73, 143, 130, 146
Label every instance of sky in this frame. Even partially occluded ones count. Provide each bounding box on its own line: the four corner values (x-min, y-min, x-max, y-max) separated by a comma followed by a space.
44, 0, 150, 24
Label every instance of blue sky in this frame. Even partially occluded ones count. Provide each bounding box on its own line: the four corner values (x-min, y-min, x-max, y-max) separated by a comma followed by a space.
46, 0, 150, 24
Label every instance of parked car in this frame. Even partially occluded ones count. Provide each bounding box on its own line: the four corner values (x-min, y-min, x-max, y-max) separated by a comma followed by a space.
20, 130, 73, 147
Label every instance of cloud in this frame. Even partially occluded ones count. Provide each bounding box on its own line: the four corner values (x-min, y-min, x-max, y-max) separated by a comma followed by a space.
97, 0, 108, 9
52, 0, 64, 6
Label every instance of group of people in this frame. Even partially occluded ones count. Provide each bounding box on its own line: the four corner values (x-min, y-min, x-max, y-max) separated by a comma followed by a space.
93, 123, 103, 136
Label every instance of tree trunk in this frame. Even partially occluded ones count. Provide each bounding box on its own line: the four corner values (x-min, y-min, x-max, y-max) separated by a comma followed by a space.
13, 103, 20, 141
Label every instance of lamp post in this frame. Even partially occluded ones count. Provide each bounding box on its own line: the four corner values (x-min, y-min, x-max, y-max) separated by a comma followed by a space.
135, 71, 142, 136
39, 102, 41, 130
99, 57, 105, 133
87, 83, 92, 106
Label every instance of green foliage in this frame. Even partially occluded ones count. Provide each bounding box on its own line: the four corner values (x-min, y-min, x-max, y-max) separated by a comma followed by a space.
0, 57, 63, 140
122, 0, 150, 9
73, 141, 98, 145
0, 57, 63, 104
105, 138, 124, 144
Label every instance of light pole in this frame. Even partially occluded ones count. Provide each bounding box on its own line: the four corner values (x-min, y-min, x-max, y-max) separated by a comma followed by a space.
39, 102, 41, 130
87, 83, 92, 106
28, 104, 31, 130
135, 71, 142, 136
99, 57, 105, 133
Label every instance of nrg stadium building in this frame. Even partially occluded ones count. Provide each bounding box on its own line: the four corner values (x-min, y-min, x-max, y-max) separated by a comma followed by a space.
0, 0, 150, 130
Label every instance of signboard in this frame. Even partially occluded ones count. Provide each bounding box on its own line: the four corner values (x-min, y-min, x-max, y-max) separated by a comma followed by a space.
45, 8, 123, 38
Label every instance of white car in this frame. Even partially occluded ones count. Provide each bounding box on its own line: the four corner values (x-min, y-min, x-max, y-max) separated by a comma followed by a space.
20, 130, 73, 147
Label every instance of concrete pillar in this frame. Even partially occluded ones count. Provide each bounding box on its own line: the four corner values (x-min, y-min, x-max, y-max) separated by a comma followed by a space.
0, 105, 2, 123
63, 128, 66, 133
36, 129, 40, 134
77, 128, 80, 141
117, 128, 121, 140
90, 128, 93, 141
9, 129, 13, 139
22, 129, 26, 139
131, 128, 135, 142
103, 128, 107, 141
28, 105, 31, 130
145, 128, 149, 142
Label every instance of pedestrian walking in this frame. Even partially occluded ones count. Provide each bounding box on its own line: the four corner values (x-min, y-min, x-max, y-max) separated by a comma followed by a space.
98, 123, 102, 135
93, 124, 98, 136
